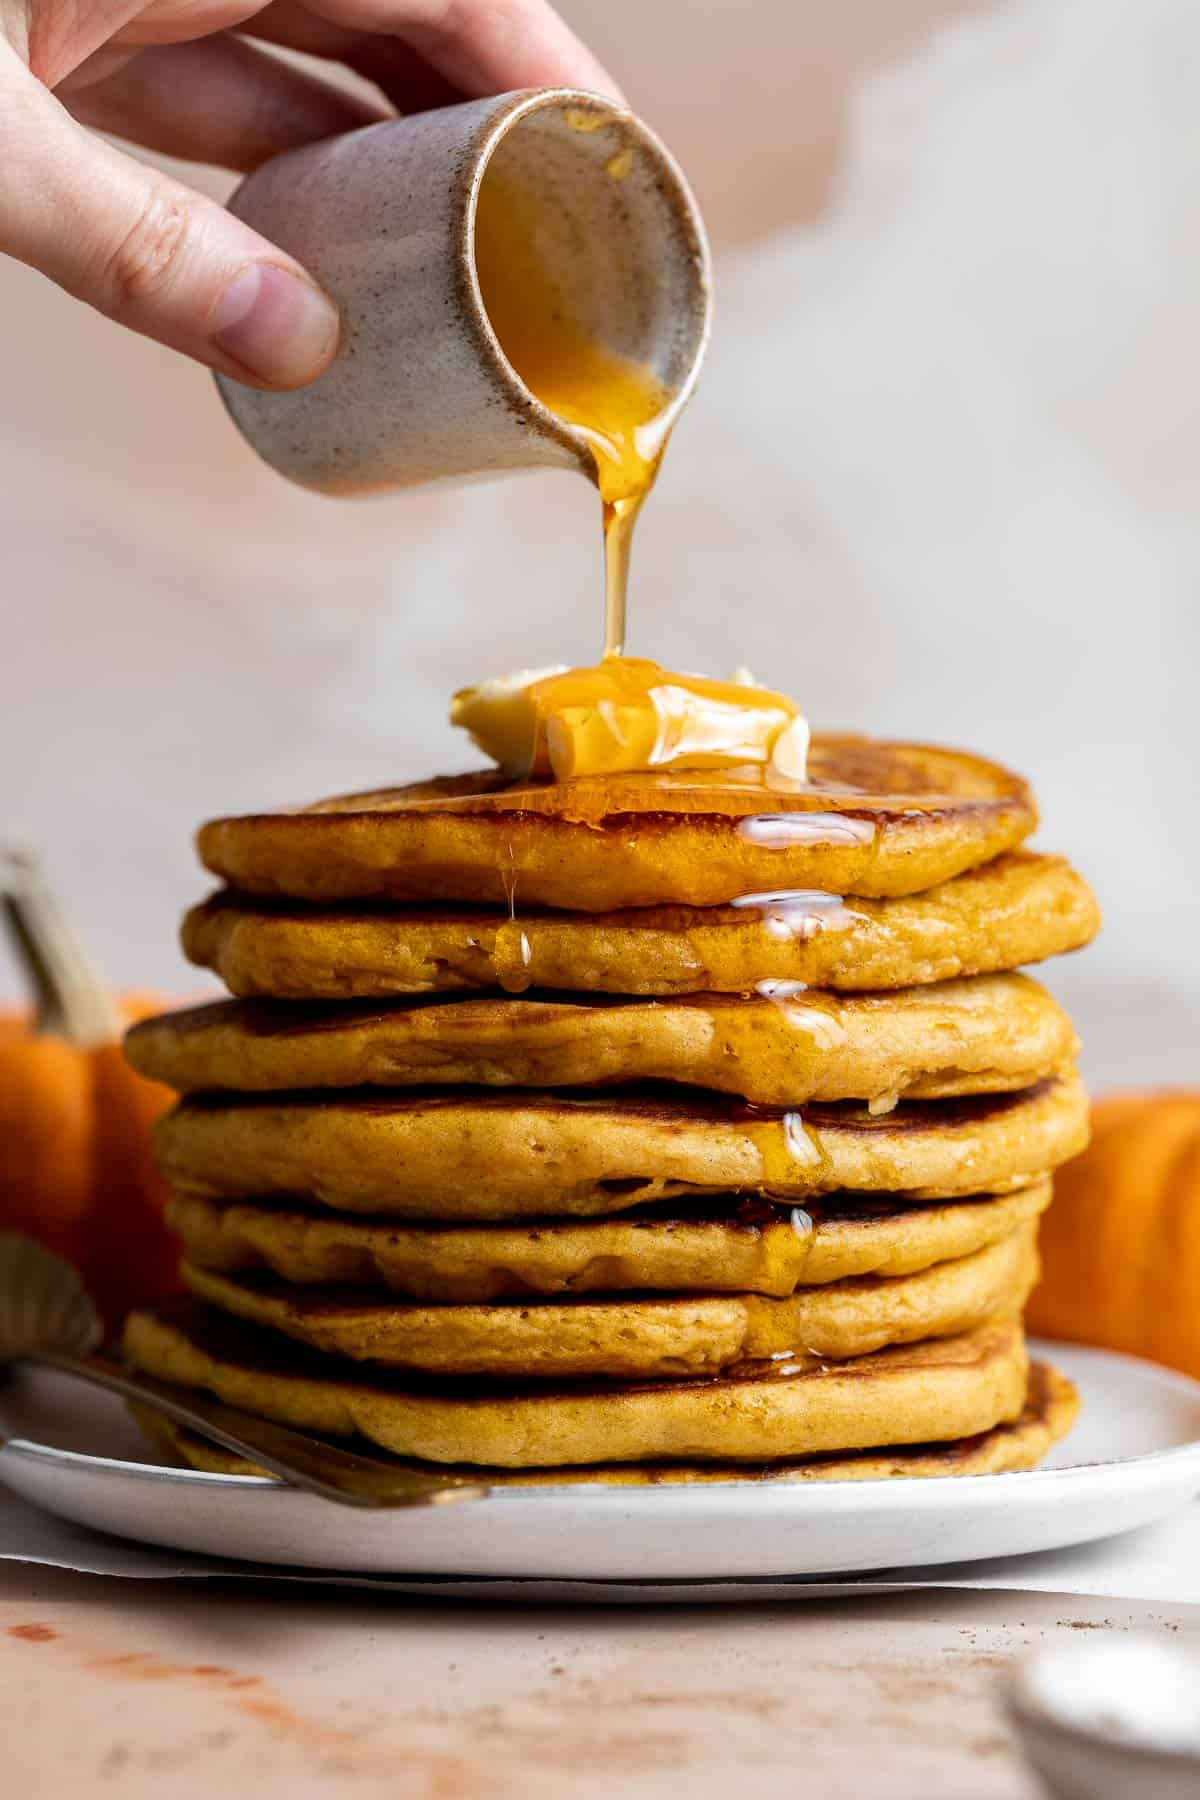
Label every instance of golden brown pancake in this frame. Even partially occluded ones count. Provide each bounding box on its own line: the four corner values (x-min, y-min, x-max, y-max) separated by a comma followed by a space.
179, 1220, 1037, 1378
123, 1304, 1029, 1467
180, 852, 1099, 1000
125, 974, 1077, 1109
169, 1182, 1052, 1301
195, 739, 1036, 910
135, 1359, 1078, 1484
155, 1074, 1089, 1219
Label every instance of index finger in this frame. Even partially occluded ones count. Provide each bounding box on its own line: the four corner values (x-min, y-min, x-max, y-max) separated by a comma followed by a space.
300, 0, 622, 102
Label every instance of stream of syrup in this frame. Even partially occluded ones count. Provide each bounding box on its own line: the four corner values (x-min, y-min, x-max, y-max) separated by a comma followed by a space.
473, 156, 675, 660
470, 140, 881, 1183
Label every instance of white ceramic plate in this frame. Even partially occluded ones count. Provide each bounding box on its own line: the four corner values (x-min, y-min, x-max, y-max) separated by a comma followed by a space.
1, 1341, 1198, 1582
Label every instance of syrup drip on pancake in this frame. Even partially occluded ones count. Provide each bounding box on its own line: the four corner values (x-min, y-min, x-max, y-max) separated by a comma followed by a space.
493, 850, 534, 993
738, 813, 877, 848
729, 870, 866, 1122
493, 926, 533, 994
789, 1205, 815, 1243
746, 1105, 831, 1193
750, 986, 849, 1052
731, 890, 862, 942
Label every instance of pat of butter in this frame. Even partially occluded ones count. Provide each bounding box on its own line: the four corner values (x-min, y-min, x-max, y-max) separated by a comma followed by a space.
449, 666, 568, 779
451, 659, 809, 782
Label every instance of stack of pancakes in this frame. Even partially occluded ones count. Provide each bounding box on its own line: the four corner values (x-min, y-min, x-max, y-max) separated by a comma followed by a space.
124, 738, 1098, 1484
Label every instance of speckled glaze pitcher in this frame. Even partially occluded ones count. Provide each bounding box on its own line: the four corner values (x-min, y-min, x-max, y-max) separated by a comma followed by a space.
216, 88, 711, 496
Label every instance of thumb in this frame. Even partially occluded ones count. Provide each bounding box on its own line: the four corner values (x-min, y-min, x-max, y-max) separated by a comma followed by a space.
0, 54, 340, 390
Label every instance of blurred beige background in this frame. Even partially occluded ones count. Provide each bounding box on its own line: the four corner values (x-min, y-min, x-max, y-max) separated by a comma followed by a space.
2, 0, 1195, 1085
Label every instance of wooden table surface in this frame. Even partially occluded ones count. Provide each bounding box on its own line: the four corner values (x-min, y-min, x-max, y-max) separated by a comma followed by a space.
2, 1563, 1195, 1798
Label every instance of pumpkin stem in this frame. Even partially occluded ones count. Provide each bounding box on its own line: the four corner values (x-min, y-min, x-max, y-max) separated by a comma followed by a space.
1, 848, 122, 1047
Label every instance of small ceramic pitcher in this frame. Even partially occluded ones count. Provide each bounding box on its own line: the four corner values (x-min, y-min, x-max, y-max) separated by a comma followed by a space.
215, 88, 711, 496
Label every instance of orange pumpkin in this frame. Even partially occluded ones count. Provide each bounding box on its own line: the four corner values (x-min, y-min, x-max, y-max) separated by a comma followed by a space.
1028, 1090, 1200, 1379
0, 850, 180, 1327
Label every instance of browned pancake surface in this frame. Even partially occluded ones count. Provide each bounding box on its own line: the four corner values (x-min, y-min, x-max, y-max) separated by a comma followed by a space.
123, 1304, 1031, 1466
180, 852, 1098, 1000
169, 1182, 1053, 1300
196, 738, 1036, 910
179, 1219, 1038, 1378
126, 974, 1077, 1107
137, 1359, 1078, 1484
154, 1074, 1089, 1218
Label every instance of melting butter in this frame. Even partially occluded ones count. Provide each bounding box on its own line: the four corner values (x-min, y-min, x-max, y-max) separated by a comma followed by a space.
451, 658, 809, 783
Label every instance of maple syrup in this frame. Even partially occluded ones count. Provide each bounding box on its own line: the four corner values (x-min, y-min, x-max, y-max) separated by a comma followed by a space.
754, 987, 849, 1051
494, 851, 534, 992
473, 158, 675, 659
731, 891, 861, 943
738, 814, 877, 849
730, 1101, 834, 1194
493, 923, 534, 994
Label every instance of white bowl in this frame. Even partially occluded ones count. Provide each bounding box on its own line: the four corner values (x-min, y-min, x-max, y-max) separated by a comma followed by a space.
1007, 1636, 1200, 1800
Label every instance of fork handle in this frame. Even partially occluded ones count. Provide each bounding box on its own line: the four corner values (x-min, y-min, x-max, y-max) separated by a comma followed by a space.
25, 1351, 487, 1510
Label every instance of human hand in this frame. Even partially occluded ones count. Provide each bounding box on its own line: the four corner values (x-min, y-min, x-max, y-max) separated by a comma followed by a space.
0, 2, 618, 389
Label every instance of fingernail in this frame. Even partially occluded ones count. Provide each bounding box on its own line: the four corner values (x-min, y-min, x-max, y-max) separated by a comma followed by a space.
211, 262, 339, 388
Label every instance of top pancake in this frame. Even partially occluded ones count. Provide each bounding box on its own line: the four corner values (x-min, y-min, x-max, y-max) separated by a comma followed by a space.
195, 738, 1037, 910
